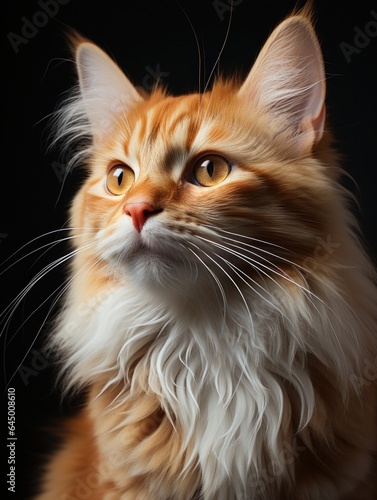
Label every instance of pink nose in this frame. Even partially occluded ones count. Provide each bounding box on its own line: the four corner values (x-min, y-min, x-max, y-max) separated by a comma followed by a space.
124, 201, 160, 232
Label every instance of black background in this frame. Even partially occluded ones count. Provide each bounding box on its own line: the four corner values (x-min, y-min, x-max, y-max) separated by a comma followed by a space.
2, 0, 377, 498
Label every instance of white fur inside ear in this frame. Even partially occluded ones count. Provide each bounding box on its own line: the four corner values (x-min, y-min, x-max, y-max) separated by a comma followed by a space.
238, 16, 326, 154
76, 42, 142, 140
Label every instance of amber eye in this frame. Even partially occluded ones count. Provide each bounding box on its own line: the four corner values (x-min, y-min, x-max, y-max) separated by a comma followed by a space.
192, 155, 231, 187
106, 164, 134, 195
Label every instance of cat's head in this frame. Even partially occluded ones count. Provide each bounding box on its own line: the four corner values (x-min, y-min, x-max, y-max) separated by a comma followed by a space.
58, 12, 335, 306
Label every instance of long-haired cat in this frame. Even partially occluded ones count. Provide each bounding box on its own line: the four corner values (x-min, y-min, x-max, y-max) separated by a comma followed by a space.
36, 6, 377, 500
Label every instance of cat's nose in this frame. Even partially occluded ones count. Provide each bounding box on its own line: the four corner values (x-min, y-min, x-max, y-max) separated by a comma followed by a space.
124, 200, 161, 233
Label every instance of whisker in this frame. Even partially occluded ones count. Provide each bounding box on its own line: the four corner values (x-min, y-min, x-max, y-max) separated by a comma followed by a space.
211, 227, 350, 302
210, 229, 358, 330
0, 240, 98, 333
197, 233, 352, 359
198, 235, 293, 284
175, 1, 202, 96
3, 277, 69, 388
217, 254, 285, 316
206, 225, 295, 258
32, 229, 97, 268
185, 242, 227, 320
189, 242, 255, 333
4, 253, 102, 389
202, 0, 233, 96
197, 234, 337, 323
0, 230, 96, 277
199, 231, 335, 304
200, 234, 292, 279
0, 228, 73, 270
4, 246, 100, 347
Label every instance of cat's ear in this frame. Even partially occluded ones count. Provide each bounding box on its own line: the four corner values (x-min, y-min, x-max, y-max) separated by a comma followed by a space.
75, 40, 142, 140
238, 15, 325, 155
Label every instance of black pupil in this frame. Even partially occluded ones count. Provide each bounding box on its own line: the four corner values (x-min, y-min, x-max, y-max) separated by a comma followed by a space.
116, 170, 123, 185
203, 160, 214, 177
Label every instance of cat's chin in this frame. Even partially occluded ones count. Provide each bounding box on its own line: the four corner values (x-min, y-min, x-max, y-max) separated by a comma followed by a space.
107, 241, 196, 297
128, 252, 183, 285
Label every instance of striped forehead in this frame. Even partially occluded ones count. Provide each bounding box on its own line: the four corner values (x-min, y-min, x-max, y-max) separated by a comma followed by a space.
124, 96, 212, 179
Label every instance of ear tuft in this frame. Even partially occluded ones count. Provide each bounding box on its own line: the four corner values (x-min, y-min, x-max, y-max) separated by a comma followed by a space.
238, 14, 326, 155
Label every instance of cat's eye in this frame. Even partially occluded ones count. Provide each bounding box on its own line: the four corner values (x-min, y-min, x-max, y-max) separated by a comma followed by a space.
106, 164, 134, 195
192, 155, 231, 187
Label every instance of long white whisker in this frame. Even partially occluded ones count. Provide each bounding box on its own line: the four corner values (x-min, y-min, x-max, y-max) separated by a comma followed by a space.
204, 236, 322, 313
185, 242, 227, 319
207, 226, 289, 253
5, 246, 100, 347
216, 254, 285, 315
198, 234, 349, 357
0, 228, 75, 270
0, 240, 97, 331
206, 226, 311, 278
211, 227, 347, 297
0, 231, 96, 277
210, 236, 292, 278
220, 230, 359, 321
190, 242, 255, 333
198, 234, 329, 308
205, 228, 358, 330
4, 253, 102, 389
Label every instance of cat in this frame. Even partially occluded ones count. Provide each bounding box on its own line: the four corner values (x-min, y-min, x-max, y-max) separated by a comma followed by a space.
35, 5, 377, 500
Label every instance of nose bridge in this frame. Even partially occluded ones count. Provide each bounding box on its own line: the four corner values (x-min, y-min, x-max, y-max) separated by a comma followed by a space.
125, 173, 171, 208
127, 115, 180, 203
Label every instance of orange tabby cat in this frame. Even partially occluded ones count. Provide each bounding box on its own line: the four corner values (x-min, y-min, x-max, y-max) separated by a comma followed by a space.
37, 7, 377, 500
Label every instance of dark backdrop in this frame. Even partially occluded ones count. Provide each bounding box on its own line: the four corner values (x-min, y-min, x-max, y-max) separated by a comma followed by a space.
2, 0, 377, 498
